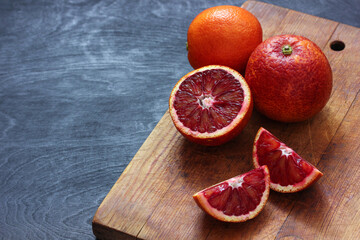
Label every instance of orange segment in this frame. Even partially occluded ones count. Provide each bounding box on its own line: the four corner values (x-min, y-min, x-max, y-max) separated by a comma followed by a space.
193, 166, 270, 222
253, 127, 323, 193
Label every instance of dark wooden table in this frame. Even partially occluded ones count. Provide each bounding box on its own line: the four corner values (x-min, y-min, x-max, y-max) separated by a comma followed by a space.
0, 0, 359, 239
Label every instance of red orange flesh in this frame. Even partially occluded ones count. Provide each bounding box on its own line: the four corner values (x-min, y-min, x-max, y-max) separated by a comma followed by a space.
193, 166, 270, 222
169, 65, 253, 146
253, 127, 323, 193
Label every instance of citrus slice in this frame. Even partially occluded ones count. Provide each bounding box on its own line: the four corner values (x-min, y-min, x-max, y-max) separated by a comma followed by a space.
193, 166, 270, 222
253, 127, 323, 193
169, 65, 253, 146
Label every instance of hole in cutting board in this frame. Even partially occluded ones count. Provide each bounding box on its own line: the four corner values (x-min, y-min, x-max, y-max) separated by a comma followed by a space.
330, 40, 345, 51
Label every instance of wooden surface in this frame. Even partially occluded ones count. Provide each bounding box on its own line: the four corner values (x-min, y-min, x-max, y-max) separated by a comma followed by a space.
0, 0, 359, 239
92, 1, 360, 239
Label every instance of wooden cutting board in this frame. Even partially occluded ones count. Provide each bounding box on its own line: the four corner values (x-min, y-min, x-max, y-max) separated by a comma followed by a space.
92, 1, 360, 239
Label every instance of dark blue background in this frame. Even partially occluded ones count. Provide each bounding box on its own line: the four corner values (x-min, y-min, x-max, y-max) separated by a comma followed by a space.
0, 0, 359, 239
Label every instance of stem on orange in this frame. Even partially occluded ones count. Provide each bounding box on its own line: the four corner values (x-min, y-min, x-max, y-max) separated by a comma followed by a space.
282, 45, 292, 55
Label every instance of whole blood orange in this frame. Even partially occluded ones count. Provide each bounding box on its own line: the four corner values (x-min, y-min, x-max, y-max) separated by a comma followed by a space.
169, 65, 253, 146
193, 166, 270, 222
253, 127, 323, 193
245, 34, 332, 122
187, 5, 262, 73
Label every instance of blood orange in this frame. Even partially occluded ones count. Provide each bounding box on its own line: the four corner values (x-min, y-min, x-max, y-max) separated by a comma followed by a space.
187, 5, 262, 74
169, 65, 253, 146
245, 34, 332, 122
253, 127, 323, 193
193, 166, 270, 222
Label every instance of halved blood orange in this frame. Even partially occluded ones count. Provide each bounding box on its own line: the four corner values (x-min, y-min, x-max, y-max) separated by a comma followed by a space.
169, 65, 253, 146
193, 166, 270, 222
253, 127, 323, 193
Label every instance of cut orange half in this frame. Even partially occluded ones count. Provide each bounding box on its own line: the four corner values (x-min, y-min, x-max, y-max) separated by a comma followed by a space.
253, 127, 323, 193
169, 65, 253, 146
193, 166, 270, 222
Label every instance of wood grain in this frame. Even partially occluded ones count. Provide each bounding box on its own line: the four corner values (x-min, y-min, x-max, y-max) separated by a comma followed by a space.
93, 1, 360, 240
275, 23, 360, 240
241, 1, 288, 40
0, 0, 359, 239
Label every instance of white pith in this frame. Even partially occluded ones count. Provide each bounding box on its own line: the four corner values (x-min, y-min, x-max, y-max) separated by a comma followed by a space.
228, 175, 244, 189
279, 144, 292, 157
199, 95, 215, 109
